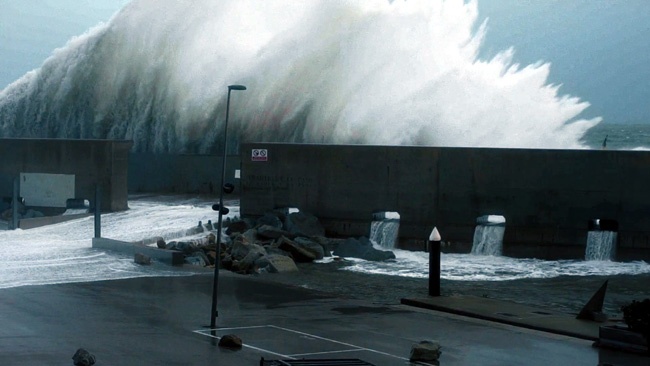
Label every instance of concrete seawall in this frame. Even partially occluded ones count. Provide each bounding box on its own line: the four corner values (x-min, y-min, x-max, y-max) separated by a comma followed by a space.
240, 143, 650, 261
0, 138, 132, 212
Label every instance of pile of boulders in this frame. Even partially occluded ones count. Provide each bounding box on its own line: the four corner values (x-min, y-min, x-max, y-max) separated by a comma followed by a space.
154, 210, 396, 274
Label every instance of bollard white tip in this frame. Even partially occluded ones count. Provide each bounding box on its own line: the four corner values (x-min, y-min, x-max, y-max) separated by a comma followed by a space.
429, 227, 441, 242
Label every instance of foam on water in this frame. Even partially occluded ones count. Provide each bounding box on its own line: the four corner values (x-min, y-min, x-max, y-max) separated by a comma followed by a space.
0, 0, 600, 152
1, 196, 649, 289
341, 248, 650, 281
0, 196, 236, 289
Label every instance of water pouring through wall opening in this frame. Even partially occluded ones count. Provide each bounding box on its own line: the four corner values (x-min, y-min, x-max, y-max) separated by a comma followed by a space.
585, 219, 618, 261
370, 211, 400, 250
471, 215, 506, 256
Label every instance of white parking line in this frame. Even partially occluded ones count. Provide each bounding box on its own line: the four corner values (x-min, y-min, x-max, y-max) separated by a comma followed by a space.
290, 349, 366, 357
193, 325, 438, 365
193, 327, 295, 360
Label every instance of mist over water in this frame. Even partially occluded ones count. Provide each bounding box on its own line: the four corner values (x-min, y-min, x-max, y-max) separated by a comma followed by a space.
0, 0, 601, 153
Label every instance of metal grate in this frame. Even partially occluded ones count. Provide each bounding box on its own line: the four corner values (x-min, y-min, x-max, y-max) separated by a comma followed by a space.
260, 358, 376, 366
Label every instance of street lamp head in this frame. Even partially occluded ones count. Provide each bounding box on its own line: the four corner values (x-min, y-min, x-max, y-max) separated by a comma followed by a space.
228, 84, 247, 91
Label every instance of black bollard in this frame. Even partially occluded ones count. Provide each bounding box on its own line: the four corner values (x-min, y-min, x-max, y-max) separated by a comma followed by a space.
428, 227, 441, 297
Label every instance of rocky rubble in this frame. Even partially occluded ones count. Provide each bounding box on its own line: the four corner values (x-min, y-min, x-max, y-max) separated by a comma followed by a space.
154, 210, 396, 274
1, 200, 45, 221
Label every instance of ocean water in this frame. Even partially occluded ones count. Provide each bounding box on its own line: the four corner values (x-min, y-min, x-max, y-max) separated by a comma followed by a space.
0, 196, 227, 289
0, 0, 648, 315
1, 196, 648, 316
581, 123, 650, 150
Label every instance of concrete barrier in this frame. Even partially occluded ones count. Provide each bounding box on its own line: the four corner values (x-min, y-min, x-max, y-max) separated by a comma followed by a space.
92, 238, 184, 266
18, 213, 91, 230
0, 138, 132, 212
240, 143, 650, 260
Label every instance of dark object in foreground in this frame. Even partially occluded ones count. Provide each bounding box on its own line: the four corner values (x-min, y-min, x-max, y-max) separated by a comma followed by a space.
218, 334, 243, 349
594, 298, 650, 355
595, 324, 649, 355
260, 358, 375, 365
72, 348, 96, 366
622, 298, 650, 351
576, 280, 608, 322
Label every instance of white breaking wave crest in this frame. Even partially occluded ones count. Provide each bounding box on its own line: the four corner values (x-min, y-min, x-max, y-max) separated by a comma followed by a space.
0, 0, 600, 153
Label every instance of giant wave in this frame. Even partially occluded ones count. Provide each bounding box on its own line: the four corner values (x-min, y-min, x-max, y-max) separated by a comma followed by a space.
0, 0, 600, 153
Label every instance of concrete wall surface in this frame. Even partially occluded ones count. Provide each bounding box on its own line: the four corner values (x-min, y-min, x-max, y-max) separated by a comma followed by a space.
240, 143, 650, 260
128, 153, 241, 195
0, 139, 132, 212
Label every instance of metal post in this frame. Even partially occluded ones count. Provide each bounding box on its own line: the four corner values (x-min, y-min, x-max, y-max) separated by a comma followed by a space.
428, 227, 441, 297
94, 185, 101, 238
211, 84, 246, 329
11, 177, 19, 230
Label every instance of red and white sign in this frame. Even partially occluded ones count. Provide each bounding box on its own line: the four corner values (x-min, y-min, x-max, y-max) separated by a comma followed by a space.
251, 149, 268, 161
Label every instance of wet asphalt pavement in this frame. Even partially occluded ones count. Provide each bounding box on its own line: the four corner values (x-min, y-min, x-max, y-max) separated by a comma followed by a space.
0, 270, 645, 365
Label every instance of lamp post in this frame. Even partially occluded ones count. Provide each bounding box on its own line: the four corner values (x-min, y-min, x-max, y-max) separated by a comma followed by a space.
210, 84, 246, 329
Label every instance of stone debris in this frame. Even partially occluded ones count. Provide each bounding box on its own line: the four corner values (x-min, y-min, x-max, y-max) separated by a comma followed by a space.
156, 209, 395, 276
409, 340, 441, 363
134, 252, 152, 265
218, 334, 243, 349
72, 348, 96, 366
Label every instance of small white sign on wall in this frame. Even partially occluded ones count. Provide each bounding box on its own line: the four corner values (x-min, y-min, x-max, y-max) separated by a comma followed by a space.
20, 173, 75, 207
252, 149, 268, 161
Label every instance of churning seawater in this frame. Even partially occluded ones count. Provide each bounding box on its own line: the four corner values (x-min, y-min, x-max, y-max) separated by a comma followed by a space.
0, 196, 225, 289
581, 123, 650, 150
1, 196, 648, 316
1, 0, 649, 315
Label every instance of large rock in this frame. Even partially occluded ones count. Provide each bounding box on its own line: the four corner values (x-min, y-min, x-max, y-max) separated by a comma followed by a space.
134, 253, 152, 265
255, 254, 299, 273
241, 229, 258, 245
185, 251, 211, 267
233, 247, 267, 273
167, 241, 200, 255
409, 340, 441, 362
311, 236, 343, 257
185, 255, 207, 267
293, 237, 325, 260
284, 212, 325, 237
230, 240, 266, 262
276, 236, 322, 262
333, 237, 396, 261
257, 225, 291, 239
155, 237, 166, 249
72, 348, 96, 366
218, 334, 243, 349
256, 212, 283, 229
225, 219, 252, 235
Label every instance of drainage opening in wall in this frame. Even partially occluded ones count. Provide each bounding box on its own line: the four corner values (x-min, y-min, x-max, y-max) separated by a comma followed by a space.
370, 211, 400, 250
586, 219, 618, 261
472, 215, 506, 256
